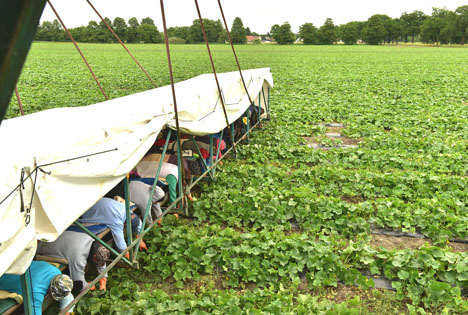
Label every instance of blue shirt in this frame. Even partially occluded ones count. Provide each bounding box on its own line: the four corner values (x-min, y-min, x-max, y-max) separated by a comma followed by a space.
78, 198, 141, 252
0, 261, 61, 315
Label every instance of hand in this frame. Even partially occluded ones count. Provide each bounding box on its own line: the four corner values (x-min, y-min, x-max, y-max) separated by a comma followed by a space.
99, 277, 107, 291
136, 235, 148, 251
89, 282, 96, 291
124, 252, 130, 259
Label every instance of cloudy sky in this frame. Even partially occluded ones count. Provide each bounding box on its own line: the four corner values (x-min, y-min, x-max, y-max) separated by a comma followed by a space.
41, 0, 468, 34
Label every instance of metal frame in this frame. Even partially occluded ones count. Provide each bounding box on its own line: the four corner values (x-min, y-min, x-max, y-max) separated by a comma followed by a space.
10, 63, 272, 315
60, 86, 270, 315
1, 0, 273, 310
19, 269, 34, 314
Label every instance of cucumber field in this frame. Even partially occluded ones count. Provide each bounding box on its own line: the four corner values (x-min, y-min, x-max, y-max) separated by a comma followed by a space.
13, 43, 468, 314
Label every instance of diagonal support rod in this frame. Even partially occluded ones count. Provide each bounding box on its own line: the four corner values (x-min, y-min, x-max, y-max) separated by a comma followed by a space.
193, 0, 237, 156
160, 0, 187, 209
48, 0, 108, 100
15, 87, 24, 116
216, 0, 261, 129
85, 0, 158, 89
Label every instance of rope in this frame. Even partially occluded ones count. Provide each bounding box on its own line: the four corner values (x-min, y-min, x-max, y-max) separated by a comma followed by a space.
193, 0, 237, 156
15, 87, 24, 116
160, 0, 187, 207
85, 0, 158, 89
0, 148, 117, 206
216, 0, 261, 128
47, 0, 109, 100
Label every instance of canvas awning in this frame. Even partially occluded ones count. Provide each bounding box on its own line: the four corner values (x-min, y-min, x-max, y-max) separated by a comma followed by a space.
166, 68, 273, 135
0, 68, 273, 276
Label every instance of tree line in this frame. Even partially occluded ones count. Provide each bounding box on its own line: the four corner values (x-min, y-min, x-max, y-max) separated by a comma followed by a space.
280, 6, 468, 45
35, 16, 254, 44
36, 6, 468, 45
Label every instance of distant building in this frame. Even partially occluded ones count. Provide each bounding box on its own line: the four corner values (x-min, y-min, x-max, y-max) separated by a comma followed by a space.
261, 36, 272, 43
246, 35, 260, 43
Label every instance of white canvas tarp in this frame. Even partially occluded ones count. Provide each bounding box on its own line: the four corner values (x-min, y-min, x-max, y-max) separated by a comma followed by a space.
0, 89, 172, 276
0, 67, 273, 276
167, 68, 273, 135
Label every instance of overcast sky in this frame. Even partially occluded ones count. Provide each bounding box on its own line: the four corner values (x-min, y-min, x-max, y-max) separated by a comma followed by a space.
41, 0, 468, 34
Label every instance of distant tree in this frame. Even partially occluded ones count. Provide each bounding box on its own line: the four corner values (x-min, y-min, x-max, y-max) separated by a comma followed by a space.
218, 29, 228, 43
372, 15, 391, 42
400, 11, 426, 43
113, 17, 128, 42
141, 17, 155, 25
421, 8, 459, 44
362, 15, 386, 44
167, 26, 190, 40
231, 17, 247, 43
97, 17, 114, 43
187, 19, 224, 43
36, 21, 55, 41
317, 18, 336, 44
127, 17, 140, 43
385, 18, 402, 43
245, 27, 252, 36
69, 26, 88, 42
85, 20, 100, 42
355, 21, 366, 39
374, 15, 402, 43
340, 22, 359, 45
270, 24, 280, 39
456, 5, 468, 44
298, 23, 318, 44
270, 22, 295, 44
440, 10, 461, 44
138, 24, 163, 43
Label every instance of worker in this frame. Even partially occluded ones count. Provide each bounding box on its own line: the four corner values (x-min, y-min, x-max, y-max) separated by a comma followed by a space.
134, 154, 192, 206
0, 261, 74, 315
78, 198, 147, 254
105, 179, 165, 224
37, 231, 110, 292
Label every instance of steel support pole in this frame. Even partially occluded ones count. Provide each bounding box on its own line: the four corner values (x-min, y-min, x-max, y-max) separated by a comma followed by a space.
261, 87, 269, 121
267, 87, 271, 119
246, 110, 250, 142
211, 129, 224, 177
190, 136, 214, 181
209, 135, 214, 177
124, 176, 133, 261
133, 129, 172, 260
231, 124, 235, 147
176, 136, 185, 214
20, 269, 34, 315
160, 0, 186, 215
257, 92, 262, 129
74, 221, 134, 267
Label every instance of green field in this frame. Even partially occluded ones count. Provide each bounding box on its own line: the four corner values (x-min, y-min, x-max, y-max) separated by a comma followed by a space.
15, 43, 468, 314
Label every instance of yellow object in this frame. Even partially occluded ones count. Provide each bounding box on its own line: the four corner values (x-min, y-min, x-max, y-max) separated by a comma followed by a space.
0, 290, 23, 304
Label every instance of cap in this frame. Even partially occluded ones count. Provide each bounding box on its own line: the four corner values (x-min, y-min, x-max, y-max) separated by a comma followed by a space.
50, 274, 73, 301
